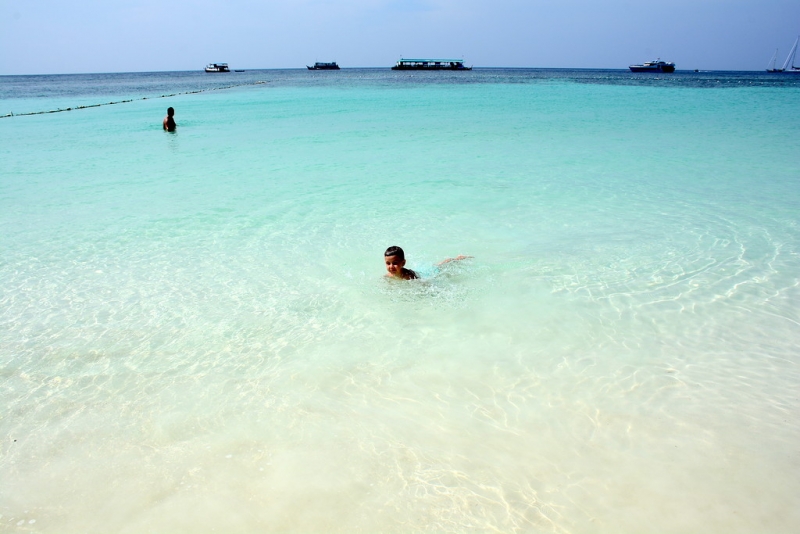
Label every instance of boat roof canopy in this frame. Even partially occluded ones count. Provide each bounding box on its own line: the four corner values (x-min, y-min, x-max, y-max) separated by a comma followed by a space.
398, 58, 465, 62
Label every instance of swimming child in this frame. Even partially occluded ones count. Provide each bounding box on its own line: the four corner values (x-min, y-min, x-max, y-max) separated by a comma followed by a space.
384, 246, 417, 280
163, 107, 176, 131
384, 246, 471, 280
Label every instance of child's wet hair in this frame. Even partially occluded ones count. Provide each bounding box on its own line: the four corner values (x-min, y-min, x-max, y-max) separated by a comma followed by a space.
384, 246, 405, 260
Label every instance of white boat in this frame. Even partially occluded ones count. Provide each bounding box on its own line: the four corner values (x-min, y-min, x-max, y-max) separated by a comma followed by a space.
628, 59, 676, 73
768, 36, 800, 73
204, 63, 230, 73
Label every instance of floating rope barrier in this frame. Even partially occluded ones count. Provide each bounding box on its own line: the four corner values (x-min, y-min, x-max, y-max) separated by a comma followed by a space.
1, 80, 268, 119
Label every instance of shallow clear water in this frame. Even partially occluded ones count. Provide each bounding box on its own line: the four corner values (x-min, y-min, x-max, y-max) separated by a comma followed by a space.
1, 69, 799, 532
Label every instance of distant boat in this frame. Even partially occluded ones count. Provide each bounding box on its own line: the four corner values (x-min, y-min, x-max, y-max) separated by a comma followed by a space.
768, 36, 800, 73
204, 63, 230, 73
629, 59, 675, 73
307, 62, 340, 70
391, 58, 472, 70
766, 49, 782, 72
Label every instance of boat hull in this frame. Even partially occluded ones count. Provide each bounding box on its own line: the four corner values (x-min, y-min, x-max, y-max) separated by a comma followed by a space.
205, 63, 230, 73
307, 63, 340, 70
629, 65, 675, 73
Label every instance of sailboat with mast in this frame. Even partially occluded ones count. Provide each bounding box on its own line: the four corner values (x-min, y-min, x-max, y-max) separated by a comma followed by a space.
766, 49, 781, 72
767, 36, 800, 73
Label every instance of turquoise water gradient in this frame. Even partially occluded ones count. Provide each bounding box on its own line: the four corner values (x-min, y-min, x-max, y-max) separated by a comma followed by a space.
1, 70, 799, 532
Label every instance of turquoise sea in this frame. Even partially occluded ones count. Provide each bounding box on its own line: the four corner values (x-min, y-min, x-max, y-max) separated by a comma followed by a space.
1, 69, 799, 532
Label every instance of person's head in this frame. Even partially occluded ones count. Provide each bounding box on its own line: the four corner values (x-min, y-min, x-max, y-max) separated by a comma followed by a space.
167, 107, 174, 117
384, 246, 406, 277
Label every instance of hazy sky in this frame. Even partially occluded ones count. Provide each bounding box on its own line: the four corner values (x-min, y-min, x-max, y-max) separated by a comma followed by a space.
1, 0, 799, 74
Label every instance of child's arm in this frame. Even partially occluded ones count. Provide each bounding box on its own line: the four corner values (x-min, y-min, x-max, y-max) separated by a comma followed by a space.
436, 255, 472, 266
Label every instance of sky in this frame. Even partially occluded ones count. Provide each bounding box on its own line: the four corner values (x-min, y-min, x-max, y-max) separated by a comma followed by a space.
1, 0, 799, 74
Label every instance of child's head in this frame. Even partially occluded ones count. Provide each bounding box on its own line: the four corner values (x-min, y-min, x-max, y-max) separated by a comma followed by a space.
384, 246, 406, 277
167, 107, 175, 117
384, 246, 405, 261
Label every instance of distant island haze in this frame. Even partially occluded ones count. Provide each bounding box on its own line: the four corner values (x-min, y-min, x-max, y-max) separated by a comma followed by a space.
1, 0, 799, 74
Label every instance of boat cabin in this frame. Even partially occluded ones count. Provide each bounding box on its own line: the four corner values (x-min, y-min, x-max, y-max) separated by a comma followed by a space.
307, 62, 340, 70
391, 59, 472, 70
205, 63, 230, 73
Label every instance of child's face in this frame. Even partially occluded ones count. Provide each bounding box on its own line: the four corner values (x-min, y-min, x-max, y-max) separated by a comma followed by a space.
385, 255, 405, 277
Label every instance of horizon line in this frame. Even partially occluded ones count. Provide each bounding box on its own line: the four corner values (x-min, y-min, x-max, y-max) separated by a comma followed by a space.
0, 66, 772, 77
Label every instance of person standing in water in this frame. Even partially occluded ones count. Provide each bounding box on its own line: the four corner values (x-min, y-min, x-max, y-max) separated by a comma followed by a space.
163, 107, 176, 131
384, 246, 471, 280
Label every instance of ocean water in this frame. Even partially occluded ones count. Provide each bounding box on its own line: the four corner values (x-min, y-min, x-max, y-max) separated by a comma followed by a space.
1, 69, 799, 533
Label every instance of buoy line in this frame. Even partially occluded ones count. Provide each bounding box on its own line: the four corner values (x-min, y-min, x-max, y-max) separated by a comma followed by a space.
1, 80, 268, 119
